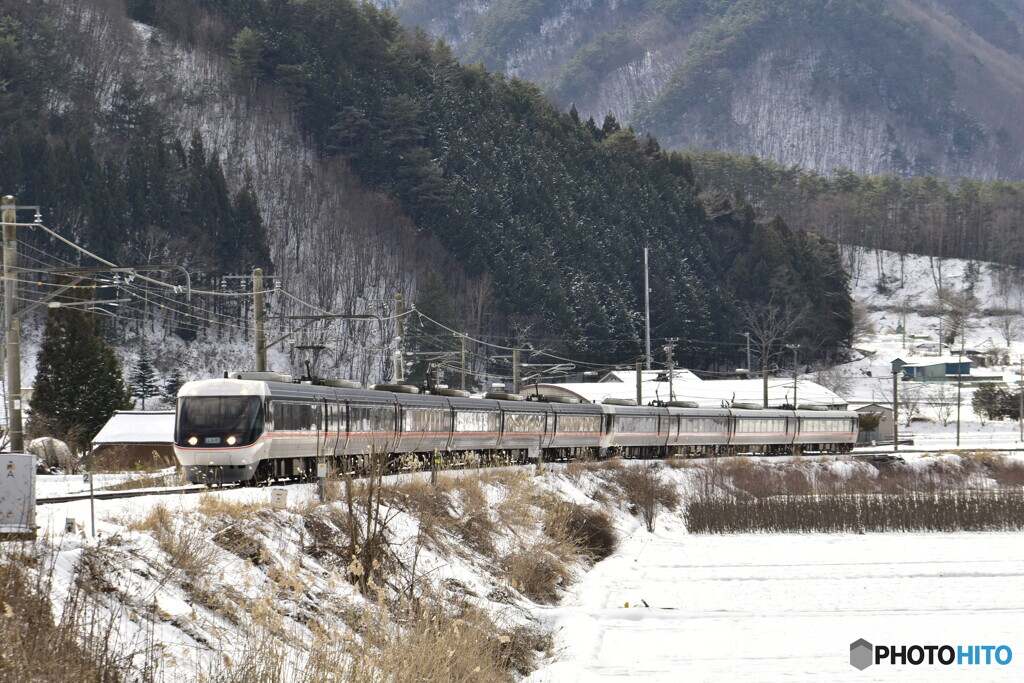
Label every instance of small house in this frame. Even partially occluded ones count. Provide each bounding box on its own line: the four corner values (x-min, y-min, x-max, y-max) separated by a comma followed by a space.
854, 403, 894, 444
89, 411, 176, 470
892, 356, 971, 382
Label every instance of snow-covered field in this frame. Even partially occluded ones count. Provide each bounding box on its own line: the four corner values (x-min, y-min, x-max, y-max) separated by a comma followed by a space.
527, 516, 1023, 681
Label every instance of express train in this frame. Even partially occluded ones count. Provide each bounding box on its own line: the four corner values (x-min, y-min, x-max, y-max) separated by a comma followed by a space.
173, 372, 859, 485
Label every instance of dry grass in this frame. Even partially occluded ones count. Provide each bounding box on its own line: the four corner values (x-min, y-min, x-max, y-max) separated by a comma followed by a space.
316, 599, 550, 682
196, 494, 270, 519
687, 491, 1024, 533
545, 502, 617, 562
0, 544, 113, 681
685, 453, 1024, 533
607, 461, 681, 532
127, 504, 221, 587
502, 540, 572, 605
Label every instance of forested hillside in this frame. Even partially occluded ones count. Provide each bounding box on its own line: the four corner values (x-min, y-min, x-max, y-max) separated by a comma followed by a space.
0, 0, 851, 383
386, 0, 1024, 179
687, 152, 1024, 280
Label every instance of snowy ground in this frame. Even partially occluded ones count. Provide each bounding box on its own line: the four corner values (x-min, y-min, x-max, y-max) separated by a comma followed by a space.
527, 519, 1024, 681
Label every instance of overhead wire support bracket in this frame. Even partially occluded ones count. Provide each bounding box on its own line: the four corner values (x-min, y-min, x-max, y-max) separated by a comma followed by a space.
12, 264, 193, 301
264, 313, 382, 351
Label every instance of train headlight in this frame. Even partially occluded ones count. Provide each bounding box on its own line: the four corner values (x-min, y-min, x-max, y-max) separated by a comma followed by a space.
226, 435, 237, 446
188, 436, 198, 446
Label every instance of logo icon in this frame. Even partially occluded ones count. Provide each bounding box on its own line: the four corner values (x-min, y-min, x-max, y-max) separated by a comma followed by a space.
851, 639, 873, 670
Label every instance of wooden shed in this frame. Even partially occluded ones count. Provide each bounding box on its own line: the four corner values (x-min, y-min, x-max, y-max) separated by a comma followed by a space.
89, 411, 176, 470
854, 403, 894, 444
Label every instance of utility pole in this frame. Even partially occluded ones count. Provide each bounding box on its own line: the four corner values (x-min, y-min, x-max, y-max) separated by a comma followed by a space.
956, 348, 963, 447
512, 347, 521, 394
742, 332, 751, 372
1019, 357, 1023, 442
762, 365, 769, 408
635, 360, 642, 406
785, 344, 800, 408
663, 338, 677, 402
644, 247, 652, 370
456, 333, 467, 391
892, 371, 899, 452
253, 267, 266, 372
394, 294, 404, 382
2, 196, 23, 452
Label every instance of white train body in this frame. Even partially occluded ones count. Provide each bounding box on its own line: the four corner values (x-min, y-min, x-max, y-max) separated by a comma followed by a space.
173, 377, 859, 485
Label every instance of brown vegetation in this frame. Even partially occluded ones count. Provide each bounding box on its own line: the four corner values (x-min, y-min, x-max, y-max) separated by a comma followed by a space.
685, 454, 1024, 533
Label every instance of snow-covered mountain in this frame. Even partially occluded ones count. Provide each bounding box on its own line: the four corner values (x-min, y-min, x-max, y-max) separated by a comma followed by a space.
384, 0, 1024, 178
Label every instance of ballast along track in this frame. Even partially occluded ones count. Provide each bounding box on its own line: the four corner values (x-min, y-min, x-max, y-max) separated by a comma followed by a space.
37, 485, 206, 505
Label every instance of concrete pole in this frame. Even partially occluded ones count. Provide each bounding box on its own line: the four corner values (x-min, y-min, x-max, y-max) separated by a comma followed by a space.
2, 196, 23, 452
956, 350, 962, 447
893, 371, 899, 452
744, 332, 751, 372
394, 294, 404, 382
635, 360, 642, 406
512, 347, 520, 394
762, 365, 769, 408
792, 347, 798, 408
253, 267, 266, 372
458, 333, 466, 391
644, 247, 651, 370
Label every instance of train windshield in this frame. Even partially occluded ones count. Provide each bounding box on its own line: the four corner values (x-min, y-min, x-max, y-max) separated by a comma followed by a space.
176, 396, 263, 447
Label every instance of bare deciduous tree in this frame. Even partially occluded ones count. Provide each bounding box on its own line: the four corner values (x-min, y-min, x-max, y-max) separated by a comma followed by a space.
934, 288, 979, 347
815, 366, 853, 397
879, 379, 928, 426
996, 314, 1022, 348
926, 383, 957, 426
742, 296, 805, 371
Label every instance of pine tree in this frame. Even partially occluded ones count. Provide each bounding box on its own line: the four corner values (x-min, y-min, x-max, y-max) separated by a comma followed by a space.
163, 368, 186, 403
129, 352, 161, 409
27, 307, 133, 453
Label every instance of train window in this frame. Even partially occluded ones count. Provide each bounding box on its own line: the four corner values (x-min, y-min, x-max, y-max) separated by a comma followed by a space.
613, 415, 657, 434
558, 414, 601, 433
505, 412, 544, 433
403, 408, 448, 433
455, 410, 499, 433
350, 405, 395, 434
177, 396, 263, 446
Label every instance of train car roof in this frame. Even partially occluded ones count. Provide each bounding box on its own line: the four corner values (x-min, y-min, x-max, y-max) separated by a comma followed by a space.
664, 406, 732, 417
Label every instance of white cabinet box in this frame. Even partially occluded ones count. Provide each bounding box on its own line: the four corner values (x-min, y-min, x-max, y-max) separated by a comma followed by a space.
1, 454, 36, 538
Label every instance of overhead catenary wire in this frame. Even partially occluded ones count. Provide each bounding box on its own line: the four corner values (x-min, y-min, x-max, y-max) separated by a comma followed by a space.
13, 224, 775, 380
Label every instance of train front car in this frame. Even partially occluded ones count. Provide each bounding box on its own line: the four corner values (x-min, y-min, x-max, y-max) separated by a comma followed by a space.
174, 378, 270, 485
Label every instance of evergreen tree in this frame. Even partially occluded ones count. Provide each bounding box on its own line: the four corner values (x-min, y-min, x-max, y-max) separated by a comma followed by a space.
163, 368, 186, 402
27, 307, 133, 453
129, 352, 161, 409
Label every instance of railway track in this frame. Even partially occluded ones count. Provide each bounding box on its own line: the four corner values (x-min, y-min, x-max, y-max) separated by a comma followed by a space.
37, 445, 1024, 505
37, 485, 207, 505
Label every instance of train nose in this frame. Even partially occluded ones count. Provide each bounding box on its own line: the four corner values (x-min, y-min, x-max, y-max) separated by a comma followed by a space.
231, 442, 265, 467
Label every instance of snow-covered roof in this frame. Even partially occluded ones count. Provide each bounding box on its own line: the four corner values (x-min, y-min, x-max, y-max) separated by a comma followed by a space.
599, 369, 701, 384
898, 355, 972, 367
91, 411, 176, 446
524, 376, 847, 408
